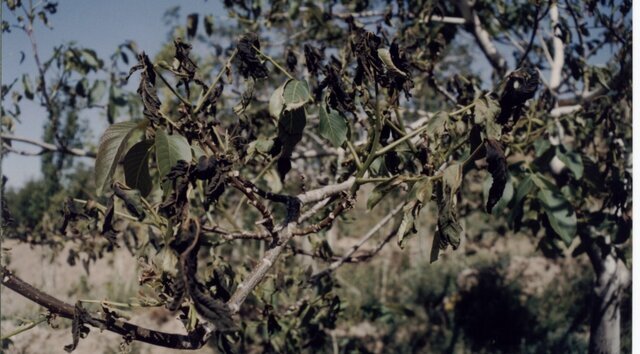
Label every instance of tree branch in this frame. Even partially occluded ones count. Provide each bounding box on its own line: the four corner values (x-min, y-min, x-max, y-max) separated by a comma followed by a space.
548, 1, 565, 91
456, 0, 507, 75
311, 202, 404, 279
0, 266, 209, 350
297, 177, 356, 204
1, 134, 96, 158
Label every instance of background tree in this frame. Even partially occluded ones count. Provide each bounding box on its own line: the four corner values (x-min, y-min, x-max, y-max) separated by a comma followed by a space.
1, 0, 631, 353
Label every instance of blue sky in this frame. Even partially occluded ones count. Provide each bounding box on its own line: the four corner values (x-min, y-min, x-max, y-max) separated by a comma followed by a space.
2, 0, 225, 188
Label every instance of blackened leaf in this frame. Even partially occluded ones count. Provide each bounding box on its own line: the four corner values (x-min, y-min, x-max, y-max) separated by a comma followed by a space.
286, 49, 297, 72
304, 44, 323, 76
186, 13, 198, 39
318, 105, 348, 147
95, 120, 145, 196
155, 129, 192, 179
436, 194, 462, 255
190, 286, 236, 331
276, 108, 306, 181
102, 195, 115, 234
237, 32, 268, 79
204, 15, 214, 36
113, 182, 146, 221
483, 174, 514, 214
64, 303, 91, 352
123, 139, 154, 197
430, 232, 441, 263
232, 77, 255, 115
22, 74, 34, 100
126, 52, 162, 123
485, 139, 508, 213
377, 48, 407, 77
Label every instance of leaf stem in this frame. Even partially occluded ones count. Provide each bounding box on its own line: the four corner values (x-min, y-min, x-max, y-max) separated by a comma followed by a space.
252, 45, 294, 80
0, 316, 48, 340
232, 158, 276, 217
72, 198, 140, 223
345, 140, 363, 170
153, 65, 191, 107
193, 49, 238, 114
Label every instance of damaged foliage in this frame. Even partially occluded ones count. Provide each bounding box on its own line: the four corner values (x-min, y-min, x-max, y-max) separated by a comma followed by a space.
485, 139, 508, 213
126, 52, 162, 123
236, 32, 268, 79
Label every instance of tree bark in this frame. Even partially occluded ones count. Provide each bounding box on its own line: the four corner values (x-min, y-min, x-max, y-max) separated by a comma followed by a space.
588, 253, 630, 354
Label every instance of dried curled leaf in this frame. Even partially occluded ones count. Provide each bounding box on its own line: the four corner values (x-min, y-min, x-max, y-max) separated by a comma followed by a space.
112, 182, 146, 221
64, 303, 102, 352
126, 52, 161, 123
485, 139, 508, 214
431, 189, 463, 263
495, 66, 540, 124
237, 32, 268, 79
303, 44, 323, 76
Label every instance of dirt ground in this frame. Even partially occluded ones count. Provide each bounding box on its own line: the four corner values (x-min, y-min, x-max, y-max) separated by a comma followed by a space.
0, 240, 214, 354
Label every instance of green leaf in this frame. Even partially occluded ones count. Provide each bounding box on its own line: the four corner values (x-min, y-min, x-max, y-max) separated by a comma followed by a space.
191, 144, 206, 159
81, 49, 102, 70
507, 174, 534, 228
443, 163, 462, 195
269, 82, 286, 118
95, 120, 145, 196
155, 129, 192, 178
282, 79, 311, 111
123, 140, 154, 197
474, 96, 501, 140
377, 48, 407, 76
89, 80, 107, 106
556, 145, 583, 179
319, 106, 348, 147
537, 187, 577, 246
426, 111, 448, 136
246, 137, 274, 163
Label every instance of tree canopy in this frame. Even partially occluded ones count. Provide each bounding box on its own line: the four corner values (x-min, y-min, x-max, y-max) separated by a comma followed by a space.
0, 0, 632, 353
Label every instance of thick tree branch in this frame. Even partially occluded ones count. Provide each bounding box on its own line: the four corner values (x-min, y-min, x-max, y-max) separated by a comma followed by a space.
1, 134, 96, 158
226, 183, 354, 313
548, 1, 565, 91
456, 0, 507, 75
298, 177, 356, 204
0, 266, 209, 350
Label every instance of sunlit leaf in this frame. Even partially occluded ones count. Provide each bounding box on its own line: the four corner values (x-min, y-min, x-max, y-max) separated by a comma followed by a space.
95, 120, 145, 196
123, 140, 154, 197
155, 129, 192, 179
318, 105, 348, 147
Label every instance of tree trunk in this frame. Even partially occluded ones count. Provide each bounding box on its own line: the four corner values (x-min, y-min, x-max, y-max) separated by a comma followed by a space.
588, 253, 630, 354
